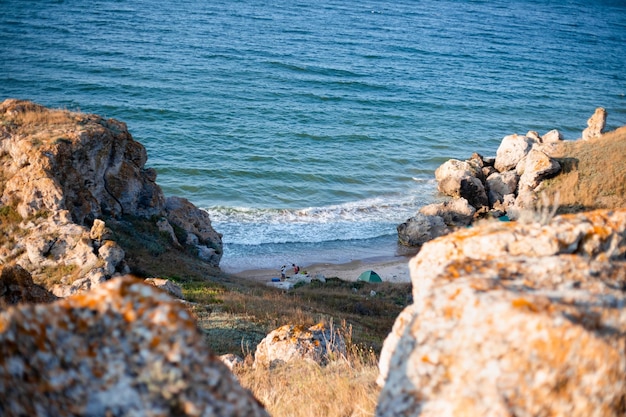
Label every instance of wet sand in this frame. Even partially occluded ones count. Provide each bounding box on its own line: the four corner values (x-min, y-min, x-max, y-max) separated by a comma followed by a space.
233, 254, 414, 284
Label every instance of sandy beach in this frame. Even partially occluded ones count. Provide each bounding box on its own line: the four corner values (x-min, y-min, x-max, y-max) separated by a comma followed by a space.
233, 254, 415, 284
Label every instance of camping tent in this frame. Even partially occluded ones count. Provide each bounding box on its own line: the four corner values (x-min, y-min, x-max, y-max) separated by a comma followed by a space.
357, 270, 382, 283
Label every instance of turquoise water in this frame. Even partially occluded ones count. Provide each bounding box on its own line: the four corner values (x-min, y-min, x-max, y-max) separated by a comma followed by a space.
1, 0, 625, 272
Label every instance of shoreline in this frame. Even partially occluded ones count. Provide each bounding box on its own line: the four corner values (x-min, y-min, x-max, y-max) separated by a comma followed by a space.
232, 253, 416, 284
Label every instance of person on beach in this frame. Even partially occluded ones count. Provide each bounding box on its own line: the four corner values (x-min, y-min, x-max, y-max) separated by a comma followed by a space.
292, 264, 300, 274
280, 265, 286, 280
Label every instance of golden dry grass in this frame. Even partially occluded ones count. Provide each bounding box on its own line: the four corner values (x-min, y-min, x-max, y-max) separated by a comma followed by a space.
235, 358, 380, 417
540, 126, 626, 213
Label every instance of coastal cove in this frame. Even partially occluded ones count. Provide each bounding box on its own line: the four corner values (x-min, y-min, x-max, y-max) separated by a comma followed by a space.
2, 0, 625, 273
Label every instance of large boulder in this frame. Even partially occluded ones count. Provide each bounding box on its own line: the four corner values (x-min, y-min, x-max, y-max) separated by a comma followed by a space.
0, 277, 268, 417
397, 213, 450, 247
486, 170, 519, 206
419, 197, 476, 227
376, 209, 626, 417
254, 322, 347, 369
582, 107, 607, 140
494, 134, 536, 172
434, 159, 488, 209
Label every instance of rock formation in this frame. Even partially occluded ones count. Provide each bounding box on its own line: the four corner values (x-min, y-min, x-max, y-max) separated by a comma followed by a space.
378, 209, 626, 416
0, 264, 57, 309
582, 107, 607, 140
0, 276, 268, 417
254, 322, 347, 368
0, 99, 222, 295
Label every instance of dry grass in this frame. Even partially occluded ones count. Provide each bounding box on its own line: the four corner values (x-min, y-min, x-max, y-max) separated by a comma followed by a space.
235, 358, 380, 417
540, 126, 626, 213
1, 103, 77, 132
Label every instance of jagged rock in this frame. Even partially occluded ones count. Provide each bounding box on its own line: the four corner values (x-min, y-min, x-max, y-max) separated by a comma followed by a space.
397, 213, 450, 247
434, 159, 488, 209
145, 277, 184, 299
419, 198, 476, 227
165, 197, 223, 267
89, 218, 113, 242
254, 322, 347, 369
542, 129, 564, 143
486, 170, 520, 205
98, 240, 125, 275
516, 148, 561, 189
377, 209, 626, 417
0, 100, 224, 293
0, 277, 268, 417
582, 107, 607, 140
156, 217, 181, 247
494, 134, 536, 172
526, 130, 541, 141
0, 265, 57, 309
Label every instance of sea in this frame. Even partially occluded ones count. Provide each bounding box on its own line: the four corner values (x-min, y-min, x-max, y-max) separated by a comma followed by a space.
1, 0, 625, 274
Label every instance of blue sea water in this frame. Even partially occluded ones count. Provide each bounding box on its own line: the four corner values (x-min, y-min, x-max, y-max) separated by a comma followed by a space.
1, 0, 625, 272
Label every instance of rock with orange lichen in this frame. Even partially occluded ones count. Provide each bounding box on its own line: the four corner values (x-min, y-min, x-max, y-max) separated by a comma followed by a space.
0, 277, 268, 417
254, 322, 347, 368
377, 209, 626, 417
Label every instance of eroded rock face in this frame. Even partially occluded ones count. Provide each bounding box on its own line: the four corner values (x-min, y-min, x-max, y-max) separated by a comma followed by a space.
254, 322, 347, 369
0, 99, 223, 291
0, 277, 268, 417
582, 107, 607, 140
419, 197, 476, 227
377, 209, 626, 417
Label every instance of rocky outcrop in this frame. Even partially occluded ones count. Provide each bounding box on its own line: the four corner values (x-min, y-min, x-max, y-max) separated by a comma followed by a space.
434, 158, 488, 209
0, 264, 57, 308
0, 276, 268, 417
0, 99, 222, 294
254, 322, 347, 369
396, 213, 450, 247
582, 107, 607, 140
145, 277, 184, 299
378, 209, 626, 417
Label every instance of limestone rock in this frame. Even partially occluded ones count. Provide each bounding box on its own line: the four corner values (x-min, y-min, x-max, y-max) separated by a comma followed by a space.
254, 322, 347, 368
145, 277, 184, 299
0, 100, 224, 293
0, 277, 268, 417
516, 148, 562, 188
156, 217, 182, 247
419, 197, 476, 227
0, 265, 57, 309
434, 159, 488, 208
397, 213, 450, 247
377, 209, 626, 417
582, 107, 607, 140
166, 197, 223, 267
542, 129, 564, 143
494, 134, 536, 172
98, 240, 125, 275
486, 170, 520, 205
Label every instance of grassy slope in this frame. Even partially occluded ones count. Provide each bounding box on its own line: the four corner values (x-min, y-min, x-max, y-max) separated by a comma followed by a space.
540, 126, 626, 212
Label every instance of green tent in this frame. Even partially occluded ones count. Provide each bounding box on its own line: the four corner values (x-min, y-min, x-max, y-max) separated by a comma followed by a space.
357, 270, 383, 283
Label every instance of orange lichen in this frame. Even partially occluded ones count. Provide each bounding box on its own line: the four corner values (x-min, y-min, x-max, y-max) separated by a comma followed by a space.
511, 297, 539, 312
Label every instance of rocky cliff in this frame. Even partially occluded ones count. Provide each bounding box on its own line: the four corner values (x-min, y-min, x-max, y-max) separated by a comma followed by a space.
0, 99, 222, 296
